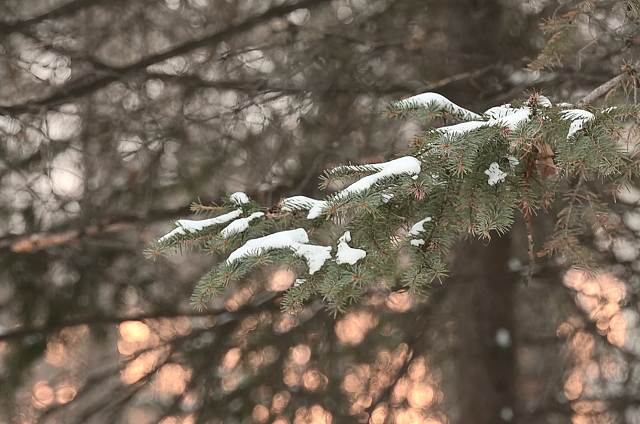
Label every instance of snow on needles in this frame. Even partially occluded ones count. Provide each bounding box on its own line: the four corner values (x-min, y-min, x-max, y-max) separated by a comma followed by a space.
392, 92, 482, 121
488, 107, 531, 131
333, 156, 421, 199
560, 109, 594, 139
280, 156, 421, 219
220, 212, 264, 237
335, 231, 366, 265
229, 191, 250, 205
434, 106, 532, 139
432, 100, 593, 140
226, 228, 331, 275
538, 95, 552, 107
158, 209, 243, 242
409, 217, 432, 236
485, 163, 507, 186
437, 121, 488, 136
280, 196, 329, 220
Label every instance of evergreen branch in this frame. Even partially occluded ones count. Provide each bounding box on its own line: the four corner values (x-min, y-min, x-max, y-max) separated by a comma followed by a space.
528, 10, 579, 71
143, 90, 640, 311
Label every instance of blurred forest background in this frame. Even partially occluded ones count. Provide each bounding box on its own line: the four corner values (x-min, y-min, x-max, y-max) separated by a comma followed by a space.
2, 0, 640, 423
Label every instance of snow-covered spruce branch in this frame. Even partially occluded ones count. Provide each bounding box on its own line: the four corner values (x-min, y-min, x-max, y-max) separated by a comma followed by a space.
147, 91, 640, 313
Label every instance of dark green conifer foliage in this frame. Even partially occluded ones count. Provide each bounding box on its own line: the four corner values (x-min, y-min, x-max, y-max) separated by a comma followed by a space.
146, 91, 640, 315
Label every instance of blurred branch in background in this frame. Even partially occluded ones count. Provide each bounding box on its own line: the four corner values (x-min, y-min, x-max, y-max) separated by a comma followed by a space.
3, 1, 640, 424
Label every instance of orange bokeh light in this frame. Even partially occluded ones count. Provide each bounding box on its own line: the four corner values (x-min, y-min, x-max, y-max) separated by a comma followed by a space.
119, 321, 151, 343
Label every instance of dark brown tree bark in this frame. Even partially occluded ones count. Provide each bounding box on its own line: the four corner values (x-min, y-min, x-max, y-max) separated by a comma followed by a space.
450, 235, 517, 424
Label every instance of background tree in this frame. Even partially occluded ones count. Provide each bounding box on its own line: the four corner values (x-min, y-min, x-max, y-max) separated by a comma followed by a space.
2, 1, 640, 424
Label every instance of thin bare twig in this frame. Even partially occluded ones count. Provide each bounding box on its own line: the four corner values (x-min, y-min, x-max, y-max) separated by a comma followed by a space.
423, 63, 497, 91
0, 207, 187, 253
0, 0, 127, 36
577, 73, 628, 106
1, 0, 333, 114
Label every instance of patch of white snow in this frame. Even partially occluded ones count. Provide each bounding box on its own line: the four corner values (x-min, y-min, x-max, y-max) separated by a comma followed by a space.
409, 217, 432, 236
437, 120, 488, 136
335, 231, 366, 265
280, 196, 329, 219
229, 191, 251, 205
158, 209, 243, 242
334, 156, 421, 199
560, 109, 595, 139
392, 92, 481, 120
538, 95, 552, 107
489, 107, 531, 130
220, 212, 264, 237
485, 162, 507, 186
226, 228, 331, 275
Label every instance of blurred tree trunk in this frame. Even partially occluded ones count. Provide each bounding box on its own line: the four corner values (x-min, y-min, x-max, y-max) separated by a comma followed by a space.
450, 235, 517, 424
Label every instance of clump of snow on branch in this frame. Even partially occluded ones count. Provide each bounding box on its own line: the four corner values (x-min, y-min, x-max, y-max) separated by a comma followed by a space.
280, 157, 420, 220
485, 163, 507, 186
409, 217, 432, 236
229, 191, 251, 205
280, 196, 329, 219
410, 239, 425, 246
391, 92, 481, 121
332, 156, 421, 199
158, 209, 243, 242
437, 121, 488, 136
487, 107, 531, 130
538, 95, 552, 107
431, 100, 593, 142
335, 231, 366, 265
226, 228, 331, 275
560, 109, 594, 139
220, 212, 264, 237
433, 105, 532, 139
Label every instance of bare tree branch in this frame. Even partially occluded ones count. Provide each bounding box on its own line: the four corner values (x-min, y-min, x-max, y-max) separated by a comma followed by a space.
0, 0, 126, 36
0, 295, 284, 342
577, 73, 628, 106
1, 0, 333, 114
0, 206, 187, 253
